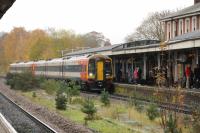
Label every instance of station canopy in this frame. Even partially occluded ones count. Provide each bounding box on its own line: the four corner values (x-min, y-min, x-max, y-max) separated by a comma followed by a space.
0, 0, 15, 19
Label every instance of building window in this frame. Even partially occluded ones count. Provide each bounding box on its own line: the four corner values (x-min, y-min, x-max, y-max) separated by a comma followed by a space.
167, 21, 171, 40
185, 18, 190, 33
179, 19, 183, 35
173, 21, 177, 37
192, 16, 197, 31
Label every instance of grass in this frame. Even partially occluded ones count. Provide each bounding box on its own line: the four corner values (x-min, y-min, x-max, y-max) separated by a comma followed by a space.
19, 89, 193, 133
21, 90, 55, 109
58, 109, 85, 124
88, 120, 137, 133
19, 90, 138, 133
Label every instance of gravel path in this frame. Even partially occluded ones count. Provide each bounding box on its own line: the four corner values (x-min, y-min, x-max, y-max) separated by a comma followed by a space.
0, 79, 93, 133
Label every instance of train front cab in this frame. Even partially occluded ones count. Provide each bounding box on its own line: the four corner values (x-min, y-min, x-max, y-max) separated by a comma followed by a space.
87, 55, 114, 93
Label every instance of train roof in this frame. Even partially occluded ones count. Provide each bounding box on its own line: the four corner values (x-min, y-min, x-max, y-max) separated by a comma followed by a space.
89, 54, 110, 59
10, 54, 111, 66
46, 58, 63, 64
48, 58, 63, 62
65, 55, 89, 61
10, 63, 17, 66
25, 61, 34, 64
34, 60, 46, 64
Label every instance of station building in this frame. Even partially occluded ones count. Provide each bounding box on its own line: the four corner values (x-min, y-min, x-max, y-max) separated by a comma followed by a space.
161, 0, 200, 84
65, 0, 200, 86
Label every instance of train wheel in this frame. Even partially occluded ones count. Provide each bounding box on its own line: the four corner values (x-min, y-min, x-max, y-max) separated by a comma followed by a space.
81, 81, 88, 91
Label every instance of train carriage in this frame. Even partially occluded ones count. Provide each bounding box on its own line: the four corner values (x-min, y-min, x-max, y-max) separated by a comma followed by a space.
15, 62, 26, 73
10, 63, 17, 73
46, 58, 63, 79
24, 61, 35, 74
9, 54, 114, 92
86, 55, 113, 91
34, 60, 46, 76
63, 55, 88, 80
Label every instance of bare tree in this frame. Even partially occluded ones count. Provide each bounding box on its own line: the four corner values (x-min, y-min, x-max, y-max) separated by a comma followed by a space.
125, 10, 171, 42
83, 31, 111, 47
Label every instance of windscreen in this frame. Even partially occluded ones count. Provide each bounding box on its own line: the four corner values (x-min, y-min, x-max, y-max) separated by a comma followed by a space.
105, 60, 112, 77
88, 60, 95, 79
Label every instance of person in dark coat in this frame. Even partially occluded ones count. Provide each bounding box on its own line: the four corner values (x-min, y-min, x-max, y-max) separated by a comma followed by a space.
194, 64, 200, 89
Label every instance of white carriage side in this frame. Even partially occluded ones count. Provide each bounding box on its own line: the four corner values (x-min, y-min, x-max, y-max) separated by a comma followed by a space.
45, 58, 63, 79
34, 60, 46, 76
62, 55, 89, 80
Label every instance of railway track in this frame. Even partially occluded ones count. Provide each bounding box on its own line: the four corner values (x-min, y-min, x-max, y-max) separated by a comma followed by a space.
0, 92, 57, 133
81, 91, 192, 115
111, 94, 192, 114
114, 83, 200, 105
1, 75, 196, 115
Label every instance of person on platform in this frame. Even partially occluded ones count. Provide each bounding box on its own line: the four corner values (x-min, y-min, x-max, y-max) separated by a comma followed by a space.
138, 67, 142, 84
185, 65, 191, 89
133, 67, 139, 84
128, 66, 132, 83
194, 64, 200, 89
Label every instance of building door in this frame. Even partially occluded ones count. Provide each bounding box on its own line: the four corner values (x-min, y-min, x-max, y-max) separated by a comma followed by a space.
97, 61, 104, 81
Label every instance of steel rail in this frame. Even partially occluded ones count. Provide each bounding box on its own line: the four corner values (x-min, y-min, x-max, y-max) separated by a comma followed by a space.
81, 91, 192, 115
0, 92, 57, 133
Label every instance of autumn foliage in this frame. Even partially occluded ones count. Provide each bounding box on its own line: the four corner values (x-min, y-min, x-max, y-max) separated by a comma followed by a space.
0, 27, 110, 73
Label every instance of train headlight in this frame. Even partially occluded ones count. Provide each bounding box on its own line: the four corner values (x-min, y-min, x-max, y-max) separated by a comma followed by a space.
89, 73, 93, 77
106, 74, 110, 76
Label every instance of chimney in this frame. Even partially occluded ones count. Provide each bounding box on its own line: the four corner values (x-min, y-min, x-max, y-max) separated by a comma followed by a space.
194, 0, 200, 4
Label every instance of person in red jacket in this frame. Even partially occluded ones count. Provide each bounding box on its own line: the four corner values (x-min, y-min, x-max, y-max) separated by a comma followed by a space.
185, 65, 191, 89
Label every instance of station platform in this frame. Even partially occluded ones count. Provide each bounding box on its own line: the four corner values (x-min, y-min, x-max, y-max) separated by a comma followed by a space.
114, 82, 200, 93
0, 113, 17, 133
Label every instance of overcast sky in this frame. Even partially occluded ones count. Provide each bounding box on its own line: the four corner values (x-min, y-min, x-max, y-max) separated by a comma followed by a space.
0, 0, 193, 44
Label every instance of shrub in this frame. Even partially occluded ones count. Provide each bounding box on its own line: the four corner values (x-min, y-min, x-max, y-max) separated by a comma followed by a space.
62, 81, 80, 104
6, 72, 39, 91
6, 73, 15, 87
100, 89, 110, 106
146, 104, 159, 121
32, 92, 37, 98
40, 79, 60, 95
6, 72, 40, 91
165, 114, 182, 133
81, 98, 97, 125
37, 76, 46, 87
6, 73, 14, 85
55, 89, 67, 110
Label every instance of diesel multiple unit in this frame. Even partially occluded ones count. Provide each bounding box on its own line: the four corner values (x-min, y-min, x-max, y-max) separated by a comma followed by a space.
10, 54, 113, 92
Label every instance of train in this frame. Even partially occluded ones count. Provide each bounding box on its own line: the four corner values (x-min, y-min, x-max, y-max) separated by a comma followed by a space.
9, 54, 114, 92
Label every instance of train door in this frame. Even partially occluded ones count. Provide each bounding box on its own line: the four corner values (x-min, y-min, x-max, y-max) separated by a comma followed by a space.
97, 61, 104, 81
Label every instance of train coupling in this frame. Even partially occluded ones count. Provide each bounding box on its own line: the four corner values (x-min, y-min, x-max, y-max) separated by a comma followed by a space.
97, 81, 103, 87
